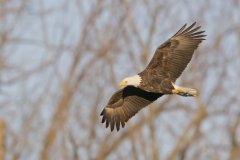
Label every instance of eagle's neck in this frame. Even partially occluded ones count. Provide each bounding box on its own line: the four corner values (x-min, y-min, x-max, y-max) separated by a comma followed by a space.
125, 75, 142, 87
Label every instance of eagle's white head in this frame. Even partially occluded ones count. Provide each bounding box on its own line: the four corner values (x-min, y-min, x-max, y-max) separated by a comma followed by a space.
119, 75, 142, 87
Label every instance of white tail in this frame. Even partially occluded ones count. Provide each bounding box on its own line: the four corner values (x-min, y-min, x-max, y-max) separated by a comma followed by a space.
172, 83, 198, 97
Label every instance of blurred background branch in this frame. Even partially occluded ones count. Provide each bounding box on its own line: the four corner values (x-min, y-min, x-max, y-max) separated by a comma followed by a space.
0, 0, 240, 160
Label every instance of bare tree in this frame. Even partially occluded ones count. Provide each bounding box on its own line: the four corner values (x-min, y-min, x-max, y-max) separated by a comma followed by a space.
0, 0, 240, 160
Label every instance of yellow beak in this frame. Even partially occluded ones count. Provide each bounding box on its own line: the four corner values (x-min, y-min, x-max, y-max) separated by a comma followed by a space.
119, 81, 126, 87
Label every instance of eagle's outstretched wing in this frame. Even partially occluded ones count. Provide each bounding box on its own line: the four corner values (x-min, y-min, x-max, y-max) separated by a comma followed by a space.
100, 86, 163, 131
145, 22, 206, 82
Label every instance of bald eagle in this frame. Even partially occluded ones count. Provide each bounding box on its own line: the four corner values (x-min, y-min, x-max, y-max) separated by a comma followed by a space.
101, 22, 206, 131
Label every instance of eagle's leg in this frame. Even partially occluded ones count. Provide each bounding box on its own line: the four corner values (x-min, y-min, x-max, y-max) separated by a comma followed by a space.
171, 83, 198, 97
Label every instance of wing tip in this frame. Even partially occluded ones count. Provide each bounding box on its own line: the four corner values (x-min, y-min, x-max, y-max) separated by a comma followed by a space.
100, 109, 104, 116
175, 22, 206, 40
100, 108, 125, 132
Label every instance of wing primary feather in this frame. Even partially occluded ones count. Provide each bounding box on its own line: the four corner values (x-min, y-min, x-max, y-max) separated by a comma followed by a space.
101, 115, 106, 123
119, 108, 127, 124
115, 109, 122, 131
106, 119, 110, 128
101, 109, 105, 123
191, 35, 206, 39
115, 114, 121, 131
105, 109, 112, 128
193, 34, 207, 37
183, 26, 201, 35
181, 22, 196, 35
172, 24, 187, 37
110, 111, 115, 131
121, 121, 125, 128
187, 28, 203, 36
